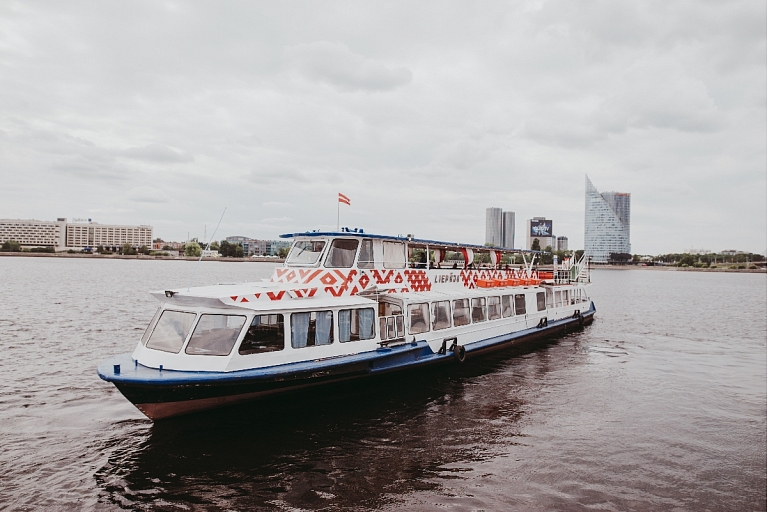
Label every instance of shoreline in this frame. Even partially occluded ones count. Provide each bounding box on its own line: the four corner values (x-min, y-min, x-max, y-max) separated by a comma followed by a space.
591, 265, 765, 273
0, 252, 763, 273
0, 252, 284, 263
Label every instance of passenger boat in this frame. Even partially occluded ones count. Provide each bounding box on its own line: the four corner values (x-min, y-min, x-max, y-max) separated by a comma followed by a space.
98, 230, 595, 420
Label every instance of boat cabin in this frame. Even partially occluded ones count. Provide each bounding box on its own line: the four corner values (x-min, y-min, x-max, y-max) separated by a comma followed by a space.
128, 230, 590, 373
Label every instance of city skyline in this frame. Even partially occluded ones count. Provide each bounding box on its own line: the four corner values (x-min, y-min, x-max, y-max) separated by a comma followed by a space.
0, 2, 764, 255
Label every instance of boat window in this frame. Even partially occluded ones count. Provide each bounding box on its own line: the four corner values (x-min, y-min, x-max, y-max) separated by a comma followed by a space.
487, 296, 501, 320
384, 317, 395, 338
378, 302, 402, 316
186, 314, 247, 356
502, 295, 514, 318
514, 294, 526, 315
325, 239, 359, 268
339, 308, 375, 342
146, 310, 197, 354
408, 303, 430, 334
471, 297, 486, 323
141, 307, 162, 345
432, 301, 451, 330
555, 290, 561, 306
545, 288, 553, 308
452, 299, 470, 327
383, 241, 406, 269
291, 311, 334, 348
357, 239, 375, 268
536, 292, 546, 312
286, 240, 326, 266
395, 315, 404, 337
239, 314, 284, 354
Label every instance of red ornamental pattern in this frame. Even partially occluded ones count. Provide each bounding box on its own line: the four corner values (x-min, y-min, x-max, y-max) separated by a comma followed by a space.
256, 267, 535, 301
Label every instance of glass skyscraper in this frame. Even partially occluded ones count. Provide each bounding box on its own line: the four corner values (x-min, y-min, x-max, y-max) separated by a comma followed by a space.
486, 208, 515, 248
584, 175, 631, 263
485, 207, 503, 246
502, 211, 515, 249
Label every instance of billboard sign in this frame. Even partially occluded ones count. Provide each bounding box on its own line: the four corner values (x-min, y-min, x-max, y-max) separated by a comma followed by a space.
530, 219, 552, 237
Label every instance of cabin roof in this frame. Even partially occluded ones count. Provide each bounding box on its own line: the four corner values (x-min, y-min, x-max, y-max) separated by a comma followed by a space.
279, 230, 544, 254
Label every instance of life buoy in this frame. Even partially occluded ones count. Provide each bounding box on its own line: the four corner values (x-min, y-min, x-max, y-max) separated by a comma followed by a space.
454, 344, 466, 363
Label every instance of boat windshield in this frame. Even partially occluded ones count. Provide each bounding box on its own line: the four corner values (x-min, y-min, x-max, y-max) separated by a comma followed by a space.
146, 310, 197, 354
185, 314, 247, 356
286, 240, 326, 265
325, 239, 359, 268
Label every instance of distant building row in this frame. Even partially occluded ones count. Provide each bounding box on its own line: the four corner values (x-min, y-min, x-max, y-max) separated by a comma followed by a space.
485, 209, 568, 252
526, 217, 568, 252
225, 236, 292, 256
0, 218, 152, 251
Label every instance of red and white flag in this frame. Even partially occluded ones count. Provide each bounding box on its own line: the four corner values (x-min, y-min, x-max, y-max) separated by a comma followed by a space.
338, 192, 350, 205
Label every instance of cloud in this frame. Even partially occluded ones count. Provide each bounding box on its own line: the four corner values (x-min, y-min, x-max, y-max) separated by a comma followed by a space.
126, 186, 170, 203
285, 41, 412, 91
0, 2, 764, 253
87, 208, 134, 214
121, 143, 194, 163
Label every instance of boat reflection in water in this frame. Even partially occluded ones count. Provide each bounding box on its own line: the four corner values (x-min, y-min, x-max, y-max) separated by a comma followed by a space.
98, 229, 594, 420
95, 336, 575, 510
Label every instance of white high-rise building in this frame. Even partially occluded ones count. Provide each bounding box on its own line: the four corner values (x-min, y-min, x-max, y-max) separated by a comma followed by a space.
584, 175, 631, 263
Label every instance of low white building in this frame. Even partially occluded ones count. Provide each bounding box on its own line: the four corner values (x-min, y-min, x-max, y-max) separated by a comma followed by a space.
66, 222, 152, 251
0, 218, 152, 251
0, 218, 66, 250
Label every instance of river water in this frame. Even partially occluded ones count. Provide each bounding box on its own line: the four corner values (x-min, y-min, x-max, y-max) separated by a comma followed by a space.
0, 257, 764, 511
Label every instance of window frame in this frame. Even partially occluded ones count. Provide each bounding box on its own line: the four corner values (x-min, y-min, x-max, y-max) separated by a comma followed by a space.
357, 239, 375, 268
408, 302, 430, 335
338, 307, 376, 342
141, 307, 163, 345
487, 296, 501, 321
145, 309, 198, 354
471, 297, 487, 323
383, 241, 407, 269
290, 310, 335, 348
431, 301, 452, 330
502, 295, 514, 318
185, 313, 248, 356
285, 240, 328, 267
536, 292, 546, 312
324, 238, 360, 269
452, 298, 471, 327
514, 294, 526, 316
238, 313, 286, 355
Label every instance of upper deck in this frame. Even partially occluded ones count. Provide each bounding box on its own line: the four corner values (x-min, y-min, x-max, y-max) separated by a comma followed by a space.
158, 229, 588, 310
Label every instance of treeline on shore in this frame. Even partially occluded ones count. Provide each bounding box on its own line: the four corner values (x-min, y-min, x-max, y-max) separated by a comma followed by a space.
0, 239, 289, 259
2, 239, 765, 270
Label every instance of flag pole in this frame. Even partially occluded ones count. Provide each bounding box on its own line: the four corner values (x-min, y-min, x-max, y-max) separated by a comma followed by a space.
337, 195, 339, 232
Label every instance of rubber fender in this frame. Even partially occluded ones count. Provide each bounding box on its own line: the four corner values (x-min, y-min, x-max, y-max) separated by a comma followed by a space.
454, 344, 466, 363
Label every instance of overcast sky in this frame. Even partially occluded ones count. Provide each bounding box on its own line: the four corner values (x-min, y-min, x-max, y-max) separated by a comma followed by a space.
0, 1, 765, 254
